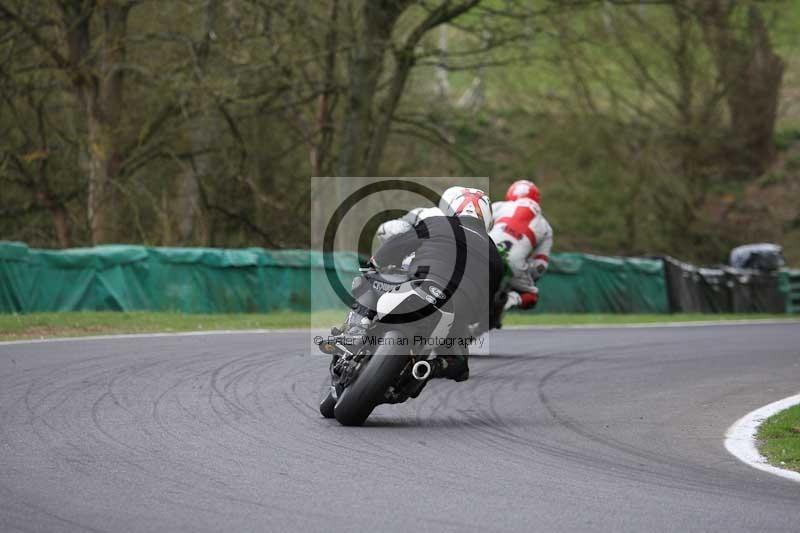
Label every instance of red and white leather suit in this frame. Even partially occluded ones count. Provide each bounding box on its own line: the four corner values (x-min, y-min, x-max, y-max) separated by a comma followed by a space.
489, 198, 553, 309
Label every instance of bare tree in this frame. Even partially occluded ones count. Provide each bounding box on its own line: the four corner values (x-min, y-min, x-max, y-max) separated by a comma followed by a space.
337, 0, 488, 177
541, 0, 786, 258
696, 0, 784, 179
0, 0, 140, 243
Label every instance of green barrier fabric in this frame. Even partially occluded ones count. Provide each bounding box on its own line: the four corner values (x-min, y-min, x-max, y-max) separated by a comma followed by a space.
535, 253, 669, 313
0, 242, 361, 313
0, 243, 668, 314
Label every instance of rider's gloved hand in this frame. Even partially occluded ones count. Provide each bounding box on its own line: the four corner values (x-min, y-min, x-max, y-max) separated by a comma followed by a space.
368, 255, 404, 273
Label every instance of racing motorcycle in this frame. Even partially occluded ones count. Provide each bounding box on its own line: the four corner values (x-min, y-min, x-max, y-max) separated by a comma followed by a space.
317, 268, 455, 426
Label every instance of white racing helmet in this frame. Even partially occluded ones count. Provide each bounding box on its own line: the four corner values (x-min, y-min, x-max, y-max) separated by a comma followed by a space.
375, 219, 413, 245
439, 186, 492, 231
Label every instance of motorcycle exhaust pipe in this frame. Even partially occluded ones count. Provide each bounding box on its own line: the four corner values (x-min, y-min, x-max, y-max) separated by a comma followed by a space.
412, 360, 432, 381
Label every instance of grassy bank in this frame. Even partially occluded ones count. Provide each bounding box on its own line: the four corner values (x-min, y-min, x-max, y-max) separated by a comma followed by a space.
0, 311, 324, 341
0, 311, 796, 341
758, 403, 800, 473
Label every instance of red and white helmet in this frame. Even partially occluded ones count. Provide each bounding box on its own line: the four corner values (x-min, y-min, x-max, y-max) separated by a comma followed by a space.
439, 186, 492, 231
505, 179, 541, 204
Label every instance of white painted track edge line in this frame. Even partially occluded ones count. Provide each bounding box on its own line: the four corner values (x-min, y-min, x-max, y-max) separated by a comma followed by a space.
724, 392, 800, 483
0, 328, 314, 346
505, 319, 800, 330
0, 318, 797, 346
503, 318, 800, 330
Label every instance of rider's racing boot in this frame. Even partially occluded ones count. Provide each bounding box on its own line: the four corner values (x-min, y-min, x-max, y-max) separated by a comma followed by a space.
431, 354, 469, 382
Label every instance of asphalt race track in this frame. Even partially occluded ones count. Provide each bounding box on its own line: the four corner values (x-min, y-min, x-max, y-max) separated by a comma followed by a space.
1, 323, 799, 532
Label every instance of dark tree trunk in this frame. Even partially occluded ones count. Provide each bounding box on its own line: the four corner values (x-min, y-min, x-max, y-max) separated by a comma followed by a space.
697, 1, 784, 179
312, 0, 339, 177
336, 0, 409, 177
61, 1, 132, 244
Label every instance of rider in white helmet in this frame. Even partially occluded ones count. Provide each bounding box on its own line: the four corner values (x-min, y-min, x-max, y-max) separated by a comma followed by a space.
375, 207, 443, 245
438, 186, 493, 231
490, 179, 553, 310
375, 185, 494, 244
368, 186, 502, 381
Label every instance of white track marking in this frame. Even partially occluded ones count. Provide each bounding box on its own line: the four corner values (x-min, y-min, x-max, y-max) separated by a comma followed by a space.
506, 319, 800, 330
0, 328, 316, 346
725, 393, 800, 483
0, 319, 797, 346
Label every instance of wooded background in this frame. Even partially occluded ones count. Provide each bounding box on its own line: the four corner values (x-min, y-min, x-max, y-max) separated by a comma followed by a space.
1, 0, 798, 264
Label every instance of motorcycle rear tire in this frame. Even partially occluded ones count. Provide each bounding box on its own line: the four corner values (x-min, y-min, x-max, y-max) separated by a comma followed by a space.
319, 389, 336, 418
334, 331, 409, 426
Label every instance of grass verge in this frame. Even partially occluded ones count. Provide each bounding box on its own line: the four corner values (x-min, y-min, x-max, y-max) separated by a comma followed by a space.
0, 311, 796, 341
0, 311, 327, 341
757, 403, 800, 473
